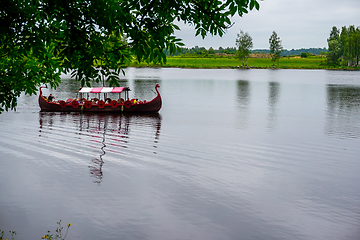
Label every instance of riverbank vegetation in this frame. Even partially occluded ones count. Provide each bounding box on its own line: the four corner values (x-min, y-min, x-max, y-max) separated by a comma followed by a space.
167, 46, 328, 57
129, 55, 343, 69
0, 220, 70, 240
154, 25, 359, 70
130, 52, 360, 70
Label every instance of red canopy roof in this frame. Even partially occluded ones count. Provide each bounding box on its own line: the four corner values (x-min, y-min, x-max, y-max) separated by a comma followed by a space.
79, 87, 125, 93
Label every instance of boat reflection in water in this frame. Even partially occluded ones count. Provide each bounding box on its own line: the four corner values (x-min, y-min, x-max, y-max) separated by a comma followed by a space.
38, 112, 162, 184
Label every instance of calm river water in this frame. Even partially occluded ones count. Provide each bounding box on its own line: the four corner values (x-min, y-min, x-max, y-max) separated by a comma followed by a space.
0, 68, 360, 240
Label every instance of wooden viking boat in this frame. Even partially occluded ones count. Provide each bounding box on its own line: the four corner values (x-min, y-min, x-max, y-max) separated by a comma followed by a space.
38, 84, 162, 113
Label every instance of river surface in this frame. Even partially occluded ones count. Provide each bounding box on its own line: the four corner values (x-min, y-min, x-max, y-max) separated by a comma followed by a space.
0, 68, 360, 240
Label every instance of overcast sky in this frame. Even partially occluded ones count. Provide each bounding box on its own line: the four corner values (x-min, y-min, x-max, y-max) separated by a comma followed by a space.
174, 0, 360, 50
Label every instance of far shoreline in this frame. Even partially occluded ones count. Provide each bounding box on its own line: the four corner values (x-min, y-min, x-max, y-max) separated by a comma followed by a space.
128, 57, 359, 71
128, 64, 360, 71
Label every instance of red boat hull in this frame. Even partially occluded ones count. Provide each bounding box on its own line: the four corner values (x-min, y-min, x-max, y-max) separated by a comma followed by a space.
39, 85, 162, 113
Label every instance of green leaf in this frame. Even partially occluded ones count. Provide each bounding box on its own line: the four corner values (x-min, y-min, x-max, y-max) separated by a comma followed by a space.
254, 1, 260, 10
250, 1, 254, 10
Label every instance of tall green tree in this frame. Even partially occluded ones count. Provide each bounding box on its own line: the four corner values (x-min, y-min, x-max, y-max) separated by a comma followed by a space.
327, 40, 342, 65
339, 26, 349, 65
355, 27, 360, 66
268, 31, 283, 67
208, 47, 216, 55
348, 25, 356, 66
235, 30, 253, 66
0, 0, 261, 113
328, 26, 340, 42
347, 25, 360, 66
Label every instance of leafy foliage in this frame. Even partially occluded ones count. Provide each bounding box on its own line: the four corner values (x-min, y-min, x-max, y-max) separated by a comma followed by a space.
268, 31, 283, 67
0, 0, 260, 113
327, 40, 342, 65
42, 220, 71, 240
327, 25, 360, 66
0, 220, 69, 240
235, 30, 253, 66
328, 26, 340, 42
300, 52, 308, 58
0, 230, 16, 240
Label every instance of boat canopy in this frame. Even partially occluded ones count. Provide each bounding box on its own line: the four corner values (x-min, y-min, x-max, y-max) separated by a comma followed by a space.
79, 87, 125, 93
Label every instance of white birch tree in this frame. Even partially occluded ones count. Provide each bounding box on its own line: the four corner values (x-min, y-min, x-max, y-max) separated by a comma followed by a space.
235, 30, 253, 67
269, 31, 283, 67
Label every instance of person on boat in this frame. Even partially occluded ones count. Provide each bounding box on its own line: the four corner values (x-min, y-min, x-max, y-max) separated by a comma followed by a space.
48, 94, 55, 102
132, 99, 138, 104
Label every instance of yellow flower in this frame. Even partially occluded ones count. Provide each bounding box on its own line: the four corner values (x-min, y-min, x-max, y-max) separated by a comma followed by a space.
68, 223, 71, 227
44, 235, 48, 238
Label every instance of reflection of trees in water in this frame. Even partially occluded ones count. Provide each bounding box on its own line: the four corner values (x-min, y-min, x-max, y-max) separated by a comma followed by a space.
237, 80, 251, 106
267, 82, 280, 130
326, 85, 360, 138
38, 112, 162, 184
236, 80, 251, 129
236, 80, 280, 130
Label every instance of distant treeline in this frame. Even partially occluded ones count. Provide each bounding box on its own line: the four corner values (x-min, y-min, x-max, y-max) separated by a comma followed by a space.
167, 46, 327, 57
252, 48, 327, 56
172, 46, 237, 56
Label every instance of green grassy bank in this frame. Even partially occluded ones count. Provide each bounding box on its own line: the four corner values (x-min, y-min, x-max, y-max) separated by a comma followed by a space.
128, 56, 359, 70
